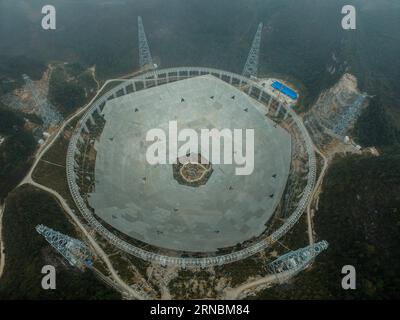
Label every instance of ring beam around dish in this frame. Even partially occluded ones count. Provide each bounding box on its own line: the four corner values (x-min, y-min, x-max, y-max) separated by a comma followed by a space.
66, 67, 316, 268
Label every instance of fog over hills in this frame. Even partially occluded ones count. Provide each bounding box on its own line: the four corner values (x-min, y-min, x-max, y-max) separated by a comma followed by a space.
1, 0, 399, 145
0, 0, 399, 301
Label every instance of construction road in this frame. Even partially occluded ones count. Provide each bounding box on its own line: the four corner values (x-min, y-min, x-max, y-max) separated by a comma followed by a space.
9, 76, 148, 300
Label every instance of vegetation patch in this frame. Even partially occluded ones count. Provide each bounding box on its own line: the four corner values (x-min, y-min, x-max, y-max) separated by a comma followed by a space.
0, 106, 36, 201
255, 151, 400, 299
0, 185, 120, 299
48, 63, 97, 116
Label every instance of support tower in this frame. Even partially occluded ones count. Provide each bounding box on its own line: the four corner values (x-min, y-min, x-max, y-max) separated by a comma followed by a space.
267, 240, 329, 276
138, 16, 155, 70
242, 23, 263, 78
36, 224, 94, 270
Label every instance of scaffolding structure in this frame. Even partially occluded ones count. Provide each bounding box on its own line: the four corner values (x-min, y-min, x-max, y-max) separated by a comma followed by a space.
36, 224, 94, 270
22, 74, 62, 127
267, 240, 328, 276
242, 23, 263, 78
138, 16, 155, 70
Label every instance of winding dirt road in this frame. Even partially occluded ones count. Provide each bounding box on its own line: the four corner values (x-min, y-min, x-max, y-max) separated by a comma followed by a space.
11, 77, 148, 299
222, 143, 329, 300
306, 145, 328, 245
27, 179, 147, 300
223, 271, 293, 299
4, 68, 330, 300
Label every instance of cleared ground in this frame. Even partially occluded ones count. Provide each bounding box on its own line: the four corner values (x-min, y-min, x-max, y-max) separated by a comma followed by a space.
89, 75, 291, 252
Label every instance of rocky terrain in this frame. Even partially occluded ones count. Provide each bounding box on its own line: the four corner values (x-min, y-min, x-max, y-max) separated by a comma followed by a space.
304, 73, 370, 148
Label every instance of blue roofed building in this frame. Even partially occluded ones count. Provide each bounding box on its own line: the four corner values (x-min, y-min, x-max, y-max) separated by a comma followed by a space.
271, 81, 298, 100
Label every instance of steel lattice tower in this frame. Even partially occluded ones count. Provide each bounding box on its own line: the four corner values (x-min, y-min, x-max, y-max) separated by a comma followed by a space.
36, 224, 94, 270
23, 74, 45, 111
242, 23, 263, 78
138, 16, 155, 70
267, 240, 328, 275
23, 74, 62, 127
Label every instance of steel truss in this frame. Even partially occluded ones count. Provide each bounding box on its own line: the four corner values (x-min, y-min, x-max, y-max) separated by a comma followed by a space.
138, 16, 155, 70
267, 240, 329, 275
36, 224, 93, 270
242, 23, 263, 78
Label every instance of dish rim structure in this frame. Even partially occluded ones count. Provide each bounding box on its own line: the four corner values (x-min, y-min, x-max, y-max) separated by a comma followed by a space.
66, 66, 316, 268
